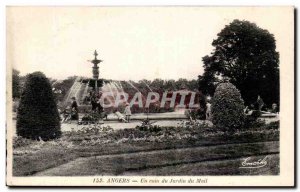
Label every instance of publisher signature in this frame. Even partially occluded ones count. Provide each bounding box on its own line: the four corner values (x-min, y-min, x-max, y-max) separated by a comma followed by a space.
239, 156, 269, 169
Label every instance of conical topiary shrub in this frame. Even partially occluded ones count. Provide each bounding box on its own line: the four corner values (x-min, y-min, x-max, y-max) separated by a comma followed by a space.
211, 82, 245, 131
16, 72, 61, 140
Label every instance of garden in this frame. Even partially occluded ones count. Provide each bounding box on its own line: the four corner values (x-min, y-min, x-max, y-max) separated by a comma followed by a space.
13, 119, 279, 176
12, 19, 280, 176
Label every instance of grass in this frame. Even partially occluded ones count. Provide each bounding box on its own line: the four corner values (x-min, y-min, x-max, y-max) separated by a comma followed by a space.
13, 146, 77, 176
13, 124, 280, 176
127, 154, 280, 176
33, 141, 279, 176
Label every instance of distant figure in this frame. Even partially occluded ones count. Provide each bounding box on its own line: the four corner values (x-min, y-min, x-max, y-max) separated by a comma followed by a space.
71, 97, 78, 111
101, 111, 108, 120
96, 92, 103, 114
271, 103, 279, 114
206, 101, 212, 121
244, 105, 254, 115
70, 107, 78, 120
114, 111, 127, 122
256, 95, 264, 111
70, 97, 78, 120
124, 103, 132, 123
83, 95, 90, 105
91, 96, 97, 111
184, 109, 193, 121
57, 106, 62, 118
61, 106, 71, 122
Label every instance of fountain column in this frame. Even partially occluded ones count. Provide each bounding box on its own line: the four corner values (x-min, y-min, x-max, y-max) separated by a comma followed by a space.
90, 50, 102, 93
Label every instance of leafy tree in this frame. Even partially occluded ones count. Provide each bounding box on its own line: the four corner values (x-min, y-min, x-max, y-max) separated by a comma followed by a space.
137, 79, 152, 93
12, 69, 20, 99
163, 79, 175, 91
17, 72, 61, 140
175, 78, 188, 89
211, 83, 245, 131
186, 79, 198, 91
198, 69, 217, 96
52, 76, 77, 102
151, 79, 165, 92
198, 20, 279, 107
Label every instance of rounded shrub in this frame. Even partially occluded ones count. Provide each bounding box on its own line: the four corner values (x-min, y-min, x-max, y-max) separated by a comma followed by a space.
211, 82, 245, 131
16, 72, 61, 140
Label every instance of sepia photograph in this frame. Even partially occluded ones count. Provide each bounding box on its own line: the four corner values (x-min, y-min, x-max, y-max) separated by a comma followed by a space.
6, 6, 294, 186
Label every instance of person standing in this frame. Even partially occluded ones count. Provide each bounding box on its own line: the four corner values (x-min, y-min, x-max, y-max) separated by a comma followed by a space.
96, 91, 103, 114
91, 95, 97, 112
206, 100, 212, 121
124, 103, 132, 123
271, 103, 279, 114
256, 95, 265, 111
71, 97, 78, 120
61, 106, 71, 122
71, 97, 78, 111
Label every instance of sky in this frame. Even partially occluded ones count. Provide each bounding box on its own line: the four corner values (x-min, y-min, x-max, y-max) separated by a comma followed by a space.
7, 7, 293, 81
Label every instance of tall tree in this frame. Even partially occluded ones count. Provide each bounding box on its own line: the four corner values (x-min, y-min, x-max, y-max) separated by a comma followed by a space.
17, 72, 61, 140
151, 79, 165, 92
12, 69, 20, 99
198, 20, 279, 107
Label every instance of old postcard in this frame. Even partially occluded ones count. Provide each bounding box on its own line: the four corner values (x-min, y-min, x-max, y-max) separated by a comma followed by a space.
6, 6, 294, 187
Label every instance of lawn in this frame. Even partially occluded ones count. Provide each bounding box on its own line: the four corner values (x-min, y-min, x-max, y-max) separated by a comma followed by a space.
13, 122, 279, 176
125, 154, 279, 176
33, 141, 279, 176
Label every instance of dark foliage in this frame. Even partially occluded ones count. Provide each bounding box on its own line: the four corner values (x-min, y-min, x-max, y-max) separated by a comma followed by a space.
12, 69, 21, 99
263, 121, 279, 130
136, 119, 162, 132
198, 20, 279, 107
243, 110, 262, 129
80, 111, 103, 124
17, 72, 61, 140
136, 124, 162, 132
52, 76, 77, 102
197, 92, 207, 119
211, 83, 245, 131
